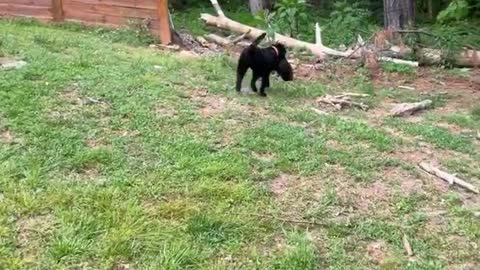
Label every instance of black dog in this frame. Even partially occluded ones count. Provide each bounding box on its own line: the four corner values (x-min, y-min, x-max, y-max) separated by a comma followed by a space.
236, 33, 293, 97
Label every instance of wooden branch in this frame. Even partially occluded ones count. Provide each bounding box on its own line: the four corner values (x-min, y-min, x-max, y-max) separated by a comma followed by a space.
419, 162, 479, 194
204, 34, 231, 46
210, 0, 225, 17
398, 85, 415, 90
379, 56, 419, 67
250, 213, 327, 227
317, 94, 369, 111
231, 29, 251, 44
315, 23, 322, 46
390, 100, 432, 117
403, 234, 414, 257
335, 93, 370, 99
311, 107, 329, 116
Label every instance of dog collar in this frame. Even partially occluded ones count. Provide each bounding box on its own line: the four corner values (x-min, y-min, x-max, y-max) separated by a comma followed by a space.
271, 46, 279, 57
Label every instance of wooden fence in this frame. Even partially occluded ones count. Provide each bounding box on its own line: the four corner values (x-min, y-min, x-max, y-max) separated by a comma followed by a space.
0, 0, 171, 43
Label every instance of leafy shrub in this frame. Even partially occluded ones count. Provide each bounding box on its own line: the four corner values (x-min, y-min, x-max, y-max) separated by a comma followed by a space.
324, 1, 374, 46
256, 0, 309, 40
437, 0, 470, 23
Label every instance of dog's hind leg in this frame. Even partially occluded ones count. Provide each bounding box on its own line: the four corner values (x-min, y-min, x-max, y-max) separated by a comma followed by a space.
265, 75, 270, 88
259, 72, 271, 97
236, 59, 249, 92
250, 73, 259, 92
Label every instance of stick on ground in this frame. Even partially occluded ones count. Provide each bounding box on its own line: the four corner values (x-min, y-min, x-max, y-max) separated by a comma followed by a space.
419, 162, 479, 194
403, 234, 414, 257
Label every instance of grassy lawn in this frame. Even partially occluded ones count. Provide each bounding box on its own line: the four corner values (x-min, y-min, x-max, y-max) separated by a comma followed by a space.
0, 20, 479, 269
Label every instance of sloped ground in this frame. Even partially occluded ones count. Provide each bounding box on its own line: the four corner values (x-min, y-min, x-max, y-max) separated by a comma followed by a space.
0, 20, 479, 270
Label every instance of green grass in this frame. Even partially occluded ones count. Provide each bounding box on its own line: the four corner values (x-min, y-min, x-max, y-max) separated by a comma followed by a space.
0, 19, 479, 269
385, 118, 475, 154
381, 62, 415, 75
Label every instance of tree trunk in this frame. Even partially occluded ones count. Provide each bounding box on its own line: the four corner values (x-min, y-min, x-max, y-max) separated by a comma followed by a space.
249, 0, 272, 14
427, 0, 433, 20
383, 0, 416, 29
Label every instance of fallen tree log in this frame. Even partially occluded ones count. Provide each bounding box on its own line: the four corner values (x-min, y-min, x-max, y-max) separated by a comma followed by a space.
417, 48, 480, 68
390, 99, 432, 117
201, 0, 357, 59
202, 0, 478, 67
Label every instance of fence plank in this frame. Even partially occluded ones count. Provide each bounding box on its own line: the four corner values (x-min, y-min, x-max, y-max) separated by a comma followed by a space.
52, 0, 64, 21
156, 0, 171, 44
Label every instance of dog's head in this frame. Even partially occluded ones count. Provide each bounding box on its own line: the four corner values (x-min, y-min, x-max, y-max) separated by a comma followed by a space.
272, 43, 293, 81
276, 58, 293, 81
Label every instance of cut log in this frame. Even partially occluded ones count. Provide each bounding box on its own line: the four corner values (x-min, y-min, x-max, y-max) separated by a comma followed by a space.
391, 100, 432, 117
419, 162, 479, 194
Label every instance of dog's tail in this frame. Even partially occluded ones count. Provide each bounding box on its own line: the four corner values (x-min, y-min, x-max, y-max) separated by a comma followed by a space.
252, 32, 267, 46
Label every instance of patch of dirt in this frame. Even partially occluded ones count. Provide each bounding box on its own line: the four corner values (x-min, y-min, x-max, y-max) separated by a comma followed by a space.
60, 85, 83, 105
400, 177, 424, 195
187, 88, 259, 118
155, 105, 177, 118
252, 151, 275, 163
352, 181, 391, 212
16, 214, 55, 262
269, 174, 295, 197
85, 138, 109, 149
366, 240, 389, 264
0, 129, 14, 144
60, 84, 110, 108
0, 57, 27, 70
113, 261, 133, 270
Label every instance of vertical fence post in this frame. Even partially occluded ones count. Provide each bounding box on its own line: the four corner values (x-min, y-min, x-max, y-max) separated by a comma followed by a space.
52, 0, 64, 22
157, 0, 172, 44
